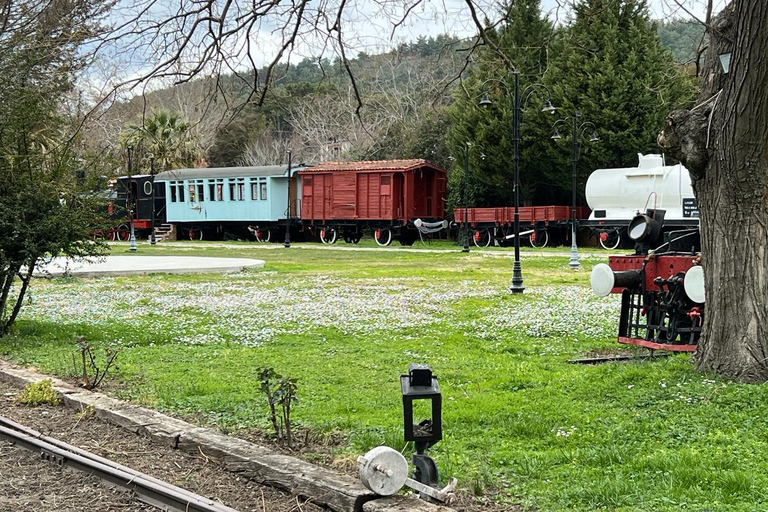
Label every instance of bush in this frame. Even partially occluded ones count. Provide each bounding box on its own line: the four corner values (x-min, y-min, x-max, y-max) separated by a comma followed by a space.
15, 379, 61, 406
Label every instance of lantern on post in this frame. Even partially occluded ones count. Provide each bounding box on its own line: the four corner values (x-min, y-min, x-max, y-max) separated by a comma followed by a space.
401, 363, 442, 487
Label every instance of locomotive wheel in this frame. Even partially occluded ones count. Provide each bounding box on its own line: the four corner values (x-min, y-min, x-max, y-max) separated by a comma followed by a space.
188, 228, 204, 241
256, 228, 271, 243
115, 224, 130, 241
375, 228, 393, 247
473, 230, 492, 248
320, 228, 338, 244
599, 229, 621, 250
530, 230, 549, 248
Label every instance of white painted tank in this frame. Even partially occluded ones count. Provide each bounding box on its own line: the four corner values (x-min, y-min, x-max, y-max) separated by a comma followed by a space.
586, 153, 698, 223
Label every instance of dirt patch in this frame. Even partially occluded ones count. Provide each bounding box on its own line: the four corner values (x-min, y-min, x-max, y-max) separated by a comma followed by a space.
0, 379, 323, 512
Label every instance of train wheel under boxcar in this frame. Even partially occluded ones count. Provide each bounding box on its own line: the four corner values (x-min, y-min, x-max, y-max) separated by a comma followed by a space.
188, 228, 204, 241
473, 230, 492, 248
374, 228, 392, 247
530, 229, 549, 248
320, 228, 338, 244
598, 229, 621, 250
255, 228, 271, 243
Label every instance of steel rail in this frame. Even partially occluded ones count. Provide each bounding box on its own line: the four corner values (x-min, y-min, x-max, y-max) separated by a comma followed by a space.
0, 415, 239, 512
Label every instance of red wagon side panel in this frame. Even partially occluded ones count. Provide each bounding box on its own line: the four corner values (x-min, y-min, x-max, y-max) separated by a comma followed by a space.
298, 159, 447, 225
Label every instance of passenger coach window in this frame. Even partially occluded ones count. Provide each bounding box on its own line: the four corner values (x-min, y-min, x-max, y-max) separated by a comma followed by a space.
260, 181, 267, 200
170, 181, 185, 202
215, 180, 223, 201
195, 180, 204, 202
229, 178, 245, 201
250, 179, 258, 200
188, 184, 196, 202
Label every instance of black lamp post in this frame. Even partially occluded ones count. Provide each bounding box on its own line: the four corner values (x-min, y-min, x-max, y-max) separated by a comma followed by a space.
551, 112, 599, 269
480, 71, 556, 293
149, 156, 156, 246
284, 150, 293, 248
126, 147, 137, 252
462, 143, 470, 253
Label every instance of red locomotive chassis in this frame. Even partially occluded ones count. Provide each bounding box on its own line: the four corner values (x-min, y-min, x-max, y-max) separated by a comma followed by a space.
607, 253, 700, 294
297, 159, 446, 224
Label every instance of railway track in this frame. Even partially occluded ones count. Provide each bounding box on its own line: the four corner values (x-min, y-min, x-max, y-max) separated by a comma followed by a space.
0, 415, 239, 512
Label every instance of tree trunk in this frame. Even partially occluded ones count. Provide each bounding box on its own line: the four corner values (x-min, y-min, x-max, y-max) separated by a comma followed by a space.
658, 1, 768, 382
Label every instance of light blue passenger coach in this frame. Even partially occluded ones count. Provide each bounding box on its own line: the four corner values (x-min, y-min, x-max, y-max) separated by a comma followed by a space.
154, 165, 303, 240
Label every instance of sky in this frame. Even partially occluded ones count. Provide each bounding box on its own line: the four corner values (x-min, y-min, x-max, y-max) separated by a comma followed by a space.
89, 0, 728, 97
369, 0, 726, 49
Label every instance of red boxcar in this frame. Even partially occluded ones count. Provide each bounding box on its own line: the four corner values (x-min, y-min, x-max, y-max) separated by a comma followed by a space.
297, 159, 447, 245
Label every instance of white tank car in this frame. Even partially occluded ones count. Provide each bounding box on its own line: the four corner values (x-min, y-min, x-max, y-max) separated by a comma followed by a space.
584, 153, 699, 249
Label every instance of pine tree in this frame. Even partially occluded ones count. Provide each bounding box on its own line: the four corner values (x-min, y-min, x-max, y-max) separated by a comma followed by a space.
544, 0, 695, 201
446, 0, 556, 209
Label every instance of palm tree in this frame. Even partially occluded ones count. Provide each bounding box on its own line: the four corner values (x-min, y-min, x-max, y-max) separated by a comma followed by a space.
120, 109, 201, 171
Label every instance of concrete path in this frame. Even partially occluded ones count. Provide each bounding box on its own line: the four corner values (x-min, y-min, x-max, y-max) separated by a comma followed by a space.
34, 256, 264, 278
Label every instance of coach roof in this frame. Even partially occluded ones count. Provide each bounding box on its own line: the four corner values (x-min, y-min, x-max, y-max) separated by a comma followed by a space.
156, 165, 305, 181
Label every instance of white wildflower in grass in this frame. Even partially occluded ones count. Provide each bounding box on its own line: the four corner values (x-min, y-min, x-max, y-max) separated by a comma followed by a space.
19, 275, 620, 350
20, 275, 504, 346
471, 287, 620, 340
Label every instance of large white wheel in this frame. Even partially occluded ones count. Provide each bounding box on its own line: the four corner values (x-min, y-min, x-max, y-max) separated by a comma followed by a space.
114, 224, 130, 241
320, 228, 338, 244
256, 228, 271, 242
599, 229, 621, 250
473, 230, 492, 248
530, 230, 549, 248
375, 228, 393, 246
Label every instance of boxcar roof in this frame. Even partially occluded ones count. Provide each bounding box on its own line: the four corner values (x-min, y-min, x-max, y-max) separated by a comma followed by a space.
155, 165, 302, 181
298, 159, 445, 174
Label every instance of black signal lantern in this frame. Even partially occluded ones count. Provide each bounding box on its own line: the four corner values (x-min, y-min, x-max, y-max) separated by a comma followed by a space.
628, 209, 666, 254
401, 363, 442, 447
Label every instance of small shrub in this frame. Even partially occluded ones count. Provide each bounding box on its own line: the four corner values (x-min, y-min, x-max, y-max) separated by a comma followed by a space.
75, 404, 96, 421
16, 379, 61, 406
72, 336, 120, 390
256, 366, 298, 448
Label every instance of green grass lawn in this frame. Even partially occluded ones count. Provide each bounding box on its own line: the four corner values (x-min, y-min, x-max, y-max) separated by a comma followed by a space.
2, 240, 768, 511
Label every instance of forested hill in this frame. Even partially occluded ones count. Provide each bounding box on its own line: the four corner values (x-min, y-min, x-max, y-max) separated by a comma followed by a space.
657, 19, 705, 64
89, 34, 467, 172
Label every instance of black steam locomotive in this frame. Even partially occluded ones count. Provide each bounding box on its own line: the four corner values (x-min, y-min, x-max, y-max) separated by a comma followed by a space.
590, 209, 704, 352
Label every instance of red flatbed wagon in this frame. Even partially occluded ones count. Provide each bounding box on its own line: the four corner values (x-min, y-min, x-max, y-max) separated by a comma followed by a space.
453, 206, 591, 247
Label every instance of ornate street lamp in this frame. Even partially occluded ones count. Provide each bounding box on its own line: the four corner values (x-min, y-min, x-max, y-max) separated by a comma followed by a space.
551, 111, 599, 270
126, 147, 137, 252
479, 71, 556, 293
462, 142, 470, 253
284, 150, 293, 248
149, 156, 157, 245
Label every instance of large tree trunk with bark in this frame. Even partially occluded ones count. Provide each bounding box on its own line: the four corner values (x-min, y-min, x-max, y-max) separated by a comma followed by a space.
658, 1, 768, 382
